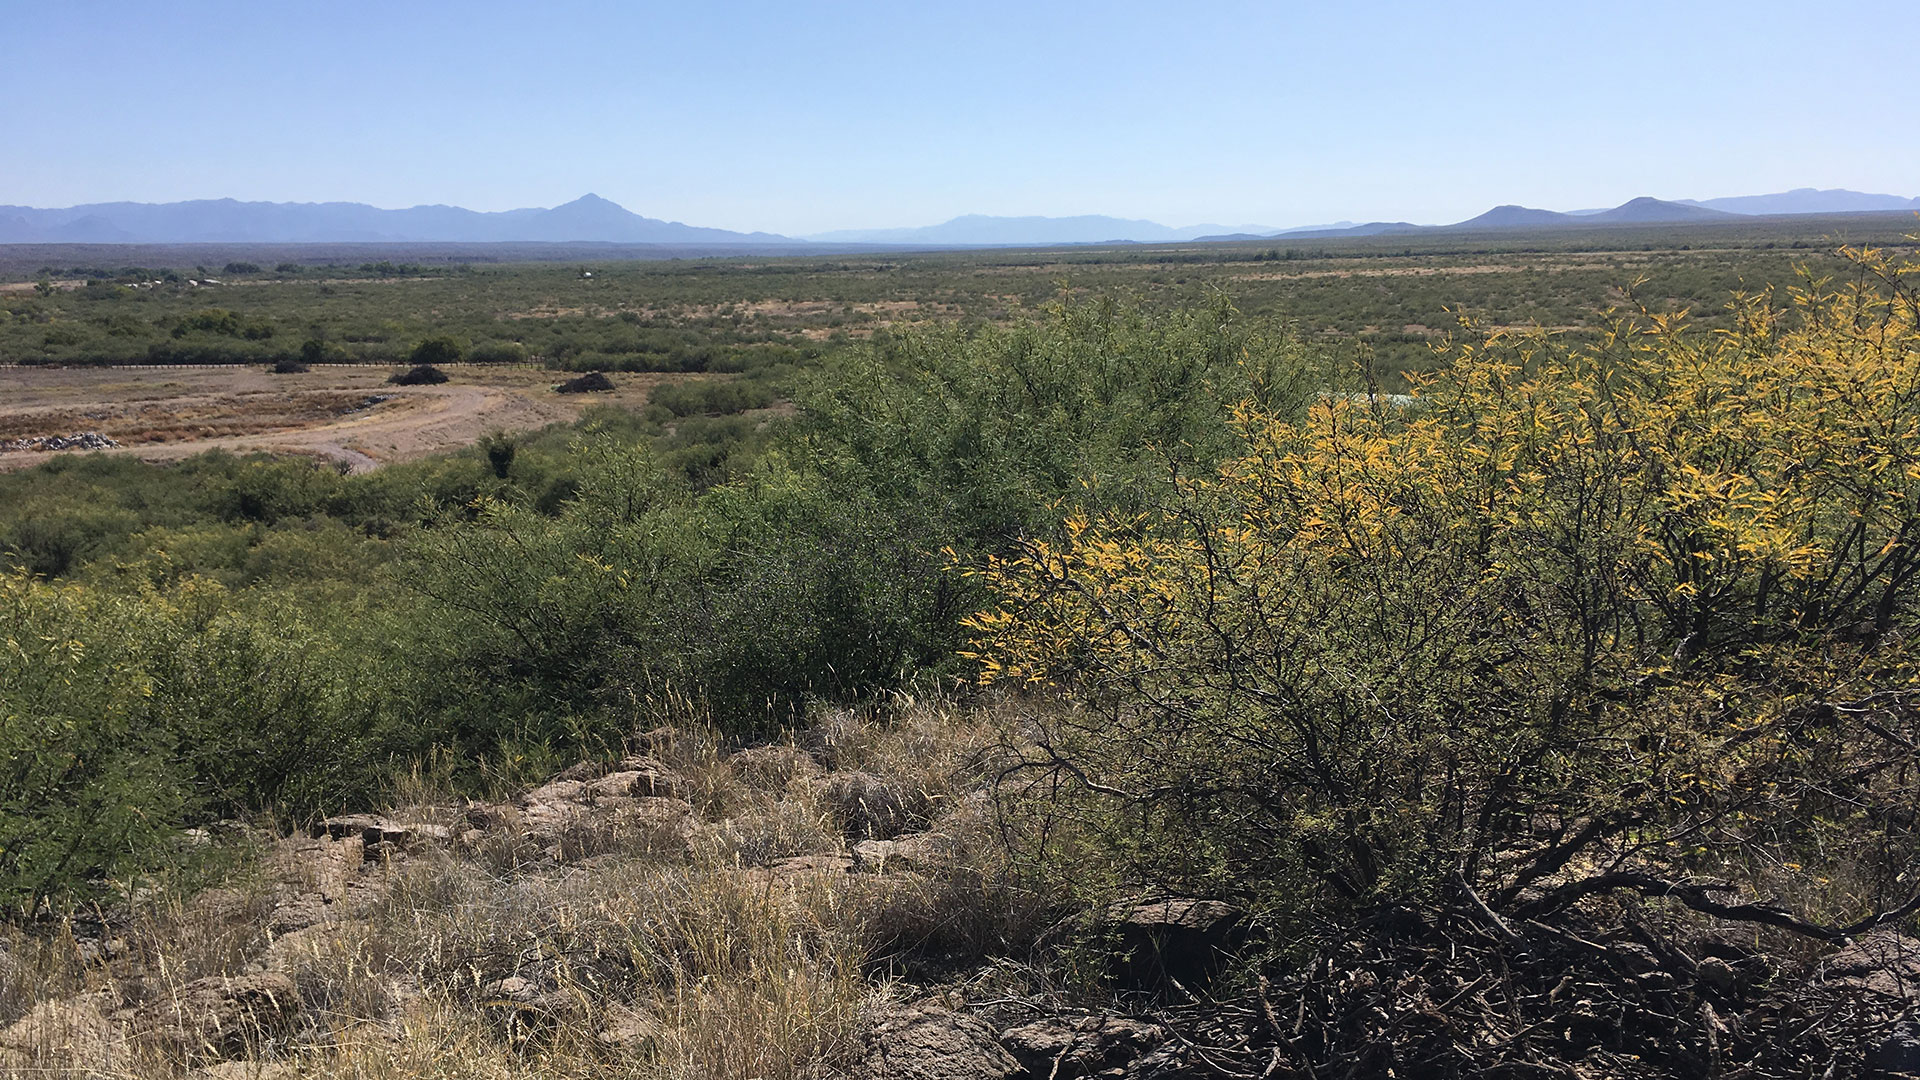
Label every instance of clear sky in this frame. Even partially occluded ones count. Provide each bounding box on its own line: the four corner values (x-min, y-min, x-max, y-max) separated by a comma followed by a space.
3, 0, 1915, 235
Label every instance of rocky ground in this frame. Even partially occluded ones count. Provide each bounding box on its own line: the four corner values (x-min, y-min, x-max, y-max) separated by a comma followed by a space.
0, 706, 1235, 1079
6, 705, 1920, 1079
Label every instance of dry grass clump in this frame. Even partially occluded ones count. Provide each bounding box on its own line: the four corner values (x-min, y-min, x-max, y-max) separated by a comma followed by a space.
0, 870, 276, 1020
284, 855, 868, 1079
693, 795, 839, 867
0, 921, 96, 1023
808, 695, 1009, 804
0, 864, 283, 1075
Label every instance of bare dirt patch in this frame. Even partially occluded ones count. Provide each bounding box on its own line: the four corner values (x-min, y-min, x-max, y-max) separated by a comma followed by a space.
0, 364, 696, 473
0, 391, 392, 444
0, 280, 83, 294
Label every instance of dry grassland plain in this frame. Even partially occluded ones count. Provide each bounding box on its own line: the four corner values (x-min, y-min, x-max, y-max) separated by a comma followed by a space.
3, 215, 1915, 478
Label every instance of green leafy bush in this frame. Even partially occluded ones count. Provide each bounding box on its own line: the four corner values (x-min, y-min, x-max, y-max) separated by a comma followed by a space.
0, 572, 395, 911
970, 248, 1920, 941
648, 378, 774, 416
0, 575, 184, 914
467, 340, 528, 363
408, 336, 464, 366
0, 496, 142, 576
398, 296, 1315, 738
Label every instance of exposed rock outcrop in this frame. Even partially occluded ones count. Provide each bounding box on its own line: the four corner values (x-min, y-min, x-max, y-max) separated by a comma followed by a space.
1111, 897, 1244, 989
851, 831, 962, 874
999, 1014, 1171, 1078
1826, 930, 1920, 999
848, 1001, 1022, 1080
133, 972, 301, 1059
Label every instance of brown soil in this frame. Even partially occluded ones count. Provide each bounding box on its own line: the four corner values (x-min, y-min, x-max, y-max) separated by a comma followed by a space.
0, 364, 702, 473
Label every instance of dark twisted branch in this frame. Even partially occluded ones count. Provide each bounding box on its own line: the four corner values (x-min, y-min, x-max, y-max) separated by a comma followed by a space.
1513, 870, 1920, 942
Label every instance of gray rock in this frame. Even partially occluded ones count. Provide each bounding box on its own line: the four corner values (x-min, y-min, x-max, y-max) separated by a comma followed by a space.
1866, 1018, 1920, 1076
1826, 930, 1920, 999
1000, 1014, 1168, 1078
850, 1002, 1021, 1080
134, 972, 302, 1058
852, 832, 961, 873
1112, 897, 1244, 990
0, 432, 120, 452
316, 814, 416, 856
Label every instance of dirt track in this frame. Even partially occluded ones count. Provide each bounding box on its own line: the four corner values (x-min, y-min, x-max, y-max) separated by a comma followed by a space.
0, 364, 693, 473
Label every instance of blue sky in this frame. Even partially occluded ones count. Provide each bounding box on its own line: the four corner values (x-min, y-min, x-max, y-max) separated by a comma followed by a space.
3, 0, 1915, 234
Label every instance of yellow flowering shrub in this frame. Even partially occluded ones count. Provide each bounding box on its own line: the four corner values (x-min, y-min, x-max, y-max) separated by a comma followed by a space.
968, 246, 1920, 934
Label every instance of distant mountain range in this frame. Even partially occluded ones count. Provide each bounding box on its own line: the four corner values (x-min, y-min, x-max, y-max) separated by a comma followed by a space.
1219, 192, 1910, 241
1684, 188, 1920, 215
0, 188, 1913, 249
0, 194, 793, 245
805, 214, 1285, 245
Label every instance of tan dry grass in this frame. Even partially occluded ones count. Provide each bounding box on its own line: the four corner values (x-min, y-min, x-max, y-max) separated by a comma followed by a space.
0, 697, 1048, 1080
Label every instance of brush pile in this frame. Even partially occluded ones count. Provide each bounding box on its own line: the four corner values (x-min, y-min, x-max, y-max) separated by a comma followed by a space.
0, 432, 119, 452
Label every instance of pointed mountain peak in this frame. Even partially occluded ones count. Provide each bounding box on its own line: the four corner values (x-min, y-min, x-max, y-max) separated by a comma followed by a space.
539, 194, 649, 229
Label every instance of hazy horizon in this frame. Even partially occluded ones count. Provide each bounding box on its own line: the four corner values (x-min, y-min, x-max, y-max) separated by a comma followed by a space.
3, 0, 1916, 235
